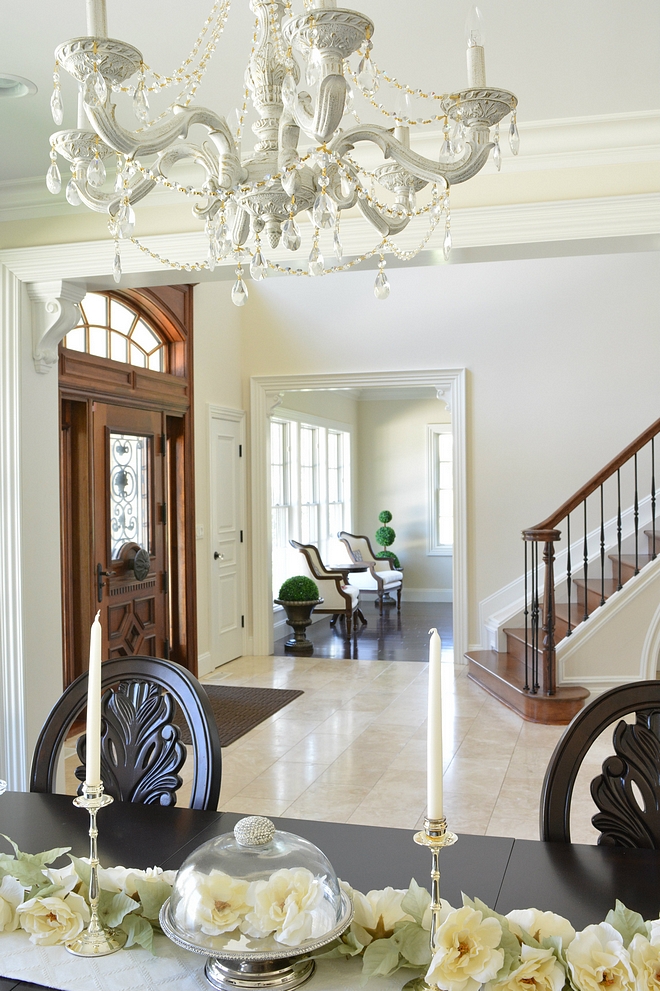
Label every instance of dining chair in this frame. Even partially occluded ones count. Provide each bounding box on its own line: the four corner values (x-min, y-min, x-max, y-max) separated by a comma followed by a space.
337, 530, 404, 613
289, 539, 366, 637
30, 656, 222, 810
540, 680, 660, 847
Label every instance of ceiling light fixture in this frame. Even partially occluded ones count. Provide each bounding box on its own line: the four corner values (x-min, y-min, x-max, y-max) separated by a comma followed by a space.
47, 0, 518, 302
0, 74, 38, 98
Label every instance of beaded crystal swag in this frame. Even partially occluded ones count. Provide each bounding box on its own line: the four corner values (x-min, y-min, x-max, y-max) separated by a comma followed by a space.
47, 0, 518, 301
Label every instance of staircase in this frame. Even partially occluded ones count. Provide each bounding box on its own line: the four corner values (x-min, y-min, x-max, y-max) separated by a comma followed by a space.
466, 418, 660, 724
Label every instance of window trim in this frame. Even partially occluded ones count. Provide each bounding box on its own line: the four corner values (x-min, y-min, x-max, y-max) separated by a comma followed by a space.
427, 423, 453, 557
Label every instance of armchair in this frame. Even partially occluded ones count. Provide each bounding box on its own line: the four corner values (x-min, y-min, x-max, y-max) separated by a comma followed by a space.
289, 540, 366, 637
337, 531, 403, 613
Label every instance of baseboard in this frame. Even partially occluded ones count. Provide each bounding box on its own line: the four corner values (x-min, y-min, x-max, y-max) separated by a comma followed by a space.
197, 652, 213, 677
402, 588, 453, 602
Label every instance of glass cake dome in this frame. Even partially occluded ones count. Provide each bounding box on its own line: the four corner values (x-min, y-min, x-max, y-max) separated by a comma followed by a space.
160, 816, 352, 991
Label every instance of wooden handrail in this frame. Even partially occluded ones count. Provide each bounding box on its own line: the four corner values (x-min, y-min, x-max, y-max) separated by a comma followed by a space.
526, 417, 660, 535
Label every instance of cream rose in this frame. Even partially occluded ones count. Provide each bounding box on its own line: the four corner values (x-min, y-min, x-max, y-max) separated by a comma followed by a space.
98, 864, 177, 896
17, 893, 90, 946
506, 908, 576, 948
487, 943, 565, 991
630, 932, 660, 991
243, 868, 335, 947
0, 876, 24, 932
425, 905, 505, 991
348, 885, 412, 945
566, 923, 634, 991
182, 870, 250, 936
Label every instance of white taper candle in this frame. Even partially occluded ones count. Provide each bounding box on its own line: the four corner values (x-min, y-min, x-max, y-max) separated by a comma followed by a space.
85, 611, 103, 789
86, 0, 107, 37
427, 628, 443, 819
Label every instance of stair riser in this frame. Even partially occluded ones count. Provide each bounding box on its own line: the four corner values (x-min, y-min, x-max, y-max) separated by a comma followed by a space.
466, 661, 586, 725
575, 583, 609, 612
646, 532, 660, 555
502, 633, 554, 693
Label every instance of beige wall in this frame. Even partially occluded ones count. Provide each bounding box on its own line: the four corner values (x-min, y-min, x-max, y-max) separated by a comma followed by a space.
356, 398, 452, 598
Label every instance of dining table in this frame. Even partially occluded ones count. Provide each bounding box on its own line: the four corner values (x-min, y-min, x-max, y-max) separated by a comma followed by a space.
1, 791, 659, 991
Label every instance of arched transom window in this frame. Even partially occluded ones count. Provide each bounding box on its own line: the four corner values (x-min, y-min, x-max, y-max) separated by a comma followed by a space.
64, 292, 166, 372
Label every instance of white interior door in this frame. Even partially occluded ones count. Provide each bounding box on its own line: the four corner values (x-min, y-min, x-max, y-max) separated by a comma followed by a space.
210, 408, 245, 665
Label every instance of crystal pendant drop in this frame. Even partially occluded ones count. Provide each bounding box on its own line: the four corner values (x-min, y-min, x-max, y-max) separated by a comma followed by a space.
46, 161, 62, 195
50, 87, 63, 125
217, 226, 233, 258
282, 219, 301, 251
357, 57, 378, 97
113, 244, 122, 283
439, 137, 453, 162
443, 224, 452, 261
94, 70, 107, 104
430, 199, 443, 222
374, 269, 390, 300
133, 81, 150, 122
312, 192, 336, 230
451, 123, 466, 156
83, 73, 99, 106
306, 49, 321, 87
281, 73, 297, 110
493, 140, 501, 171
308, 243, 324, 276
65, 178, 81, 206
509, 116, 520, 155
207, 240, 217, 272
333, 228, 343, 263
344, 84, 354, 115
231, 276, 248, 306
405, 189, 416, 213
117, 201, 136, 238
250, 249, 266, 281
87, 156, 106, 187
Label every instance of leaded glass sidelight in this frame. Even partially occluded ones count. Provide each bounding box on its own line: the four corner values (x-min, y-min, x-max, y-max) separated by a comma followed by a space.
110, 433, 151, 559
63, 292, 166, 371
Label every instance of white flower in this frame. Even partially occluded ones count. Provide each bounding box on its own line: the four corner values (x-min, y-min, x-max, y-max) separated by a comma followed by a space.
487, 943, 565, 991
0, 876, 24, 932
42, 864, 79, 898
566, 923, 635, 991
180, 870, 251, 936
243, 868, 335, 947
426, 905, 505, 991
348, 884, 412, 946
506, 908, 576, 948
97, 864, 176, 896
630, 932, 660, 991
17, 893, 90, 946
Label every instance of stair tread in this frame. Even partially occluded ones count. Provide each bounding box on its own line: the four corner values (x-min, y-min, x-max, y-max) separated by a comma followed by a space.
572, 578, 621, 593
465, 650, 589, 701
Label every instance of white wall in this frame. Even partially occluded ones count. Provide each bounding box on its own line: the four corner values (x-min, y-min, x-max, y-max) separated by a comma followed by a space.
238, 250, 660, 647
357, 398, 452, 600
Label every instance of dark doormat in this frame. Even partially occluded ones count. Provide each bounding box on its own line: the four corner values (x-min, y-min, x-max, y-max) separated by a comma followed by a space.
175, 685, 304, 748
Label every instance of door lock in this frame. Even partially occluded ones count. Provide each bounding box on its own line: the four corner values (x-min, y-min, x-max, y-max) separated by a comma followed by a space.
96, 563, 113, 602
214, 551, 224, 560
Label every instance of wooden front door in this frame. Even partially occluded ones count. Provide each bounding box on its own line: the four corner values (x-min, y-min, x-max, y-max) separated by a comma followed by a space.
93, 403, 168, 659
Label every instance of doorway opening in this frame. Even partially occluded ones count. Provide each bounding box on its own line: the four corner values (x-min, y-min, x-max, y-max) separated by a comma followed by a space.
59, 286, 197, 685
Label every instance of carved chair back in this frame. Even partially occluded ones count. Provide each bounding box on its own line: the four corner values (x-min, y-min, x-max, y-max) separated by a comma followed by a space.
540, 681, 660, 847
289, 539, 330, 578
337, 532, 381, 566
289, 540, 352, 612
30, 656, 222, 810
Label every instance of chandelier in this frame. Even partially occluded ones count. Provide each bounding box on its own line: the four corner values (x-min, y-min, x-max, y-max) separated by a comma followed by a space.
46, 0, 518, 303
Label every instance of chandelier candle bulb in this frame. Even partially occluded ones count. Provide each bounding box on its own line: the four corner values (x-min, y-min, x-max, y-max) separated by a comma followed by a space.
427, 628, 443, 819
85, 611, 103, 790
86, 0, 108, 38
466, 5, 486, 86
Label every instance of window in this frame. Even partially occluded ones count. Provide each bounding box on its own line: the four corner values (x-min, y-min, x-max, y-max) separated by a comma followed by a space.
428, 424, 453, 554
63, 292, 166, 372
271, 413, 351, 602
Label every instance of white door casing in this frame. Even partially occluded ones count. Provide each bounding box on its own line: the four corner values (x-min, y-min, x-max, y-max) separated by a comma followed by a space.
209, 406, 246, 666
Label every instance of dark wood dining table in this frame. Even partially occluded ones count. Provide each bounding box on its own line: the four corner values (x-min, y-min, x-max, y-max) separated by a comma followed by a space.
1, 791, 659, 991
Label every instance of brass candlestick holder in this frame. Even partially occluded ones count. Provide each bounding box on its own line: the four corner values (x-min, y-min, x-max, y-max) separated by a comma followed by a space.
403, 816, 458, 991
66, 783, 127, 956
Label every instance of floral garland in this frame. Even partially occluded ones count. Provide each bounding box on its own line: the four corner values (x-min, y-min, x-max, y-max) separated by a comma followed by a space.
1, 835, 659, 991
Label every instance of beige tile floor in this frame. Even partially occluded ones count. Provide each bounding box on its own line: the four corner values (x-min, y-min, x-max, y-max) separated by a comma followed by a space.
186, 654, 605, 844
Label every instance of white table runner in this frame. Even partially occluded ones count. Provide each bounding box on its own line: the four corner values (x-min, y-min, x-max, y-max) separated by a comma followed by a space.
0, 931, 405, 990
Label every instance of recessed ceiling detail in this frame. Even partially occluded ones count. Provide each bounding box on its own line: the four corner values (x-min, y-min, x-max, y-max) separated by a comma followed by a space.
0, 74, 37, 98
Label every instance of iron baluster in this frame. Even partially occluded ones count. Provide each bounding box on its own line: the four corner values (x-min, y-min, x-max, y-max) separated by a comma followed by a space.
600, 483, 605, 607
634, 452, 639, 574
652, 439, 657, 561
533, 542, 540, 694
616, 469, 622, 590
566, 514, 572, 635
582, 499, 589, 622
523, 540, 529, 691
541, 532, 560, 696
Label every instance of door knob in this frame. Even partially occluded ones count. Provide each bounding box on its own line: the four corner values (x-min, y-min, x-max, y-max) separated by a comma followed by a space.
214, 551, 224, 560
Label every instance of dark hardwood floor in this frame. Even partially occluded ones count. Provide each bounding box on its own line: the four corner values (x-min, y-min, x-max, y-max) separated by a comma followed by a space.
274, 601, 453, 661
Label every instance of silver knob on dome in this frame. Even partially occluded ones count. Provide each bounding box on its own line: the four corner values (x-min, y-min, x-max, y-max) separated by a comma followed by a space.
234, 815, 276, 847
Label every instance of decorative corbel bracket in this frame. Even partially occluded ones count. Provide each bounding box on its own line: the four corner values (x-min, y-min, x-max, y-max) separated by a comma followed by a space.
435, 386, 452, 412
265, 391, 284, 417
27, 280, 87, 374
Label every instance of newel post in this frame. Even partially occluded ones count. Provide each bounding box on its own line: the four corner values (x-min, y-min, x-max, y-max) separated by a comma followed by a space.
523, 528, 561, 696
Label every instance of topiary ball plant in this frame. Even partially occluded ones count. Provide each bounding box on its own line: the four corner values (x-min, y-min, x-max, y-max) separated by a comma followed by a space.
375, 510, 400, 568
277, 575, 320, 601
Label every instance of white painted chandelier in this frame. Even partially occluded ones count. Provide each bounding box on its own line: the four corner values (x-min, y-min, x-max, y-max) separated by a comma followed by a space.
47, 0, 518, 303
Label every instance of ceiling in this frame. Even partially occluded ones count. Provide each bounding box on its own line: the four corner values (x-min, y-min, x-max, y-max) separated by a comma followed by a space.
1, 0, 658, 184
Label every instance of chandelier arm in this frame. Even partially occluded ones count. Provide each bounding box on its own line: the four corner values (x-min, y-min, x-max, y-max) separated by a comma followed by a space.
278, 114, 303, 198
325, 164, 357, 211
232, 208, 251, 246
84, 100, 232, 159
155, 141, 219, 179
357, 197, 412, 238
292, 74, 347, 145
330, 125, 456, 188
75, 174, 156, 214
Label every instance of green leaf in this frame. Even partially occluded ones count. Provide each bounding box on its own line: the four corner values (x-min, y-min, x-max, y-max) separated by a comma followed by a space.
1, 835, 70, 868
69, 856, 90, 888
101, 891, 141, 928
132, 874, 172, 921
119, 913, 154, 953
401, 879, 431, 926
361, 938, 401, 981
393, 922, 432, 967
605, 901, 647, 947
314, 931, 365, 959
0, 853, 48, 888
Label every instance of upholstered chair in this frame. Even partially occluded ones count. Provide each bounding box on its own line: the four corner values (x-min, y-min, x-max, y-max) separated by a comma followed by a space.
337, 531, 403, 613
289, 540, 366, 636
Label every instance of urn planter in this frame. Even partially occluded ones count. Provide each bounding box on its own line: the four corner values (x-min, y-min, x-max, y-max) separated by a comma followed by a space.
274, 598, 323, 653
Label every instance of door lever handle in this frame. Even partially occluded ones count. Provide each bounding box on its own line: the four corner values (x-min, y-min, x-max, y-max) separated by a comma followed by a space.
96, 563, 113, 603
